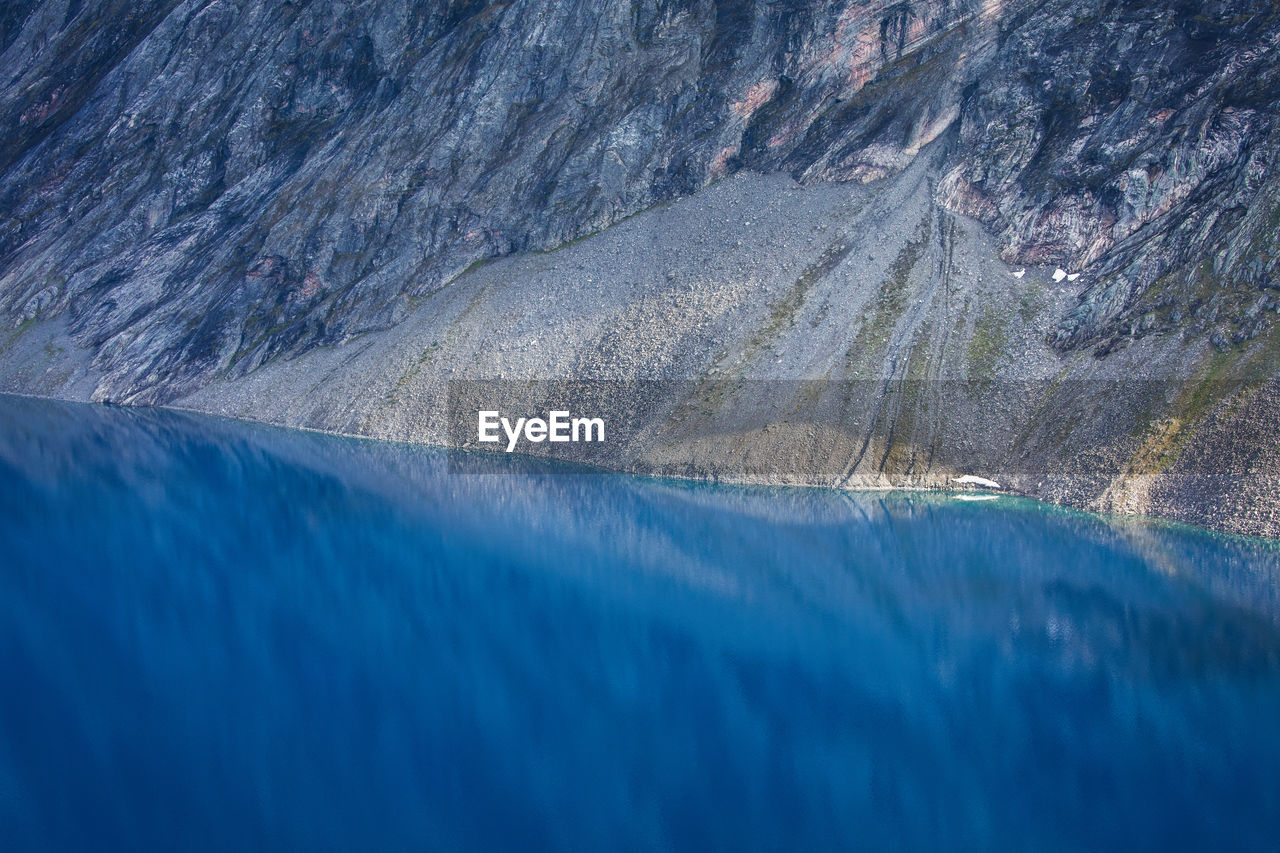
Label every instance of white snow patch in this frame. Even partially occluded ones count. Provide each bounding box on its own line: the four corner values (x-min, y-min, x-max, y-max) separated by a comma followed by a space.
954, 474, 1002, 489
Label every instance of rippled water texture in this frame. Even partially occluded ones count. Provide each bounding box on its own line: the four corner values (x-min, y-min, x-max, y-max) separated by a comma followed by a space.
2, 395, 1279, 851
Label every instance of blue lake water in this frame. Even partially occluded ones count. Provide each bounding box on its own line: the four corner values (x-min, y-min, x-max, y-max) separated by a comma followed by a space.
2, 394, 1279, 851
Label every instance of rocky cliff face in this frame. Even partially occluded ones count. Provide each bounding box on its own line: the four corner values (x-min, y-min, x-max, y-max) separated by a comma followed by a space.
4, 0, 1276, 402
939, 0, 1280, 357
2, 0, 1279, 534
0, 0, 993, 402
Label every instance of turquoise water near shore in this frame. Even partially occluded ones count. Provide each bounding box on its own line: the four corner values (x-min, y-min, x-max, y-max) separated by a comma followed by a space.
2, 394, 1279, 851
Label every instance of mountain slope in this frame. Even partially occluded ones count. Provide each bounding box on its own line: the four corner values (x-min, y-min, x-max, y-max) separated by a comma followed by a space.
1, 0, 1279, 534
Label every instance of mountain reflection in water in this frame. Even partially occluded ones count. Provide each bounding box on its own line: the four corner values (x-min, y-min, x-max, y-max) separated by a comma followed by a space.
1, 395, 1278, 852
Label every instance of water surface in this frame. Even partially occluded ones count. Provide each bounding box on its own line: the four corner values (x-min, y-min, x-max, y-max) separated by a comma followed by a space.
2, 395, 1279, 851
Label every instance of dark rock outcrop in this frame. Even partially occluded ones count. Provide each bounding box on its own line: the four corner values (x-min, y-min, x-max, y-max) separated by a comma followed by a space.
938, 0, 1280, 355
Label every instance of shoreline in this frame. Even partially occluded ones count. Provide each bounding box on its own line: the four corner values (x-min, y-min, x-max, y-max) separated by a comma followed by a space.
7, 389, 1273, 544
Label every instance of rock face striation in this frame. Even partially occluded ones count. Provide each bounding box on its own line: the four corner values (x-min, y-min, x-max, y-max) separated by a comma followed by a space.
2, 0, 1279, 534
